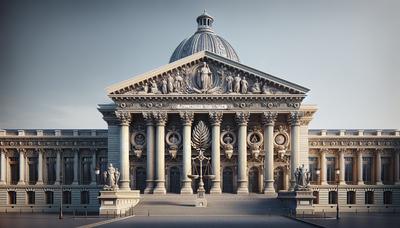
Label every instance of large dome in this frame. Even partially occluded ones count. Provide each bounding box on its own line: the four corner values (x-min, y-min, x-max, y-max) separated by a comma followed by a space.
169, 11, 240, 63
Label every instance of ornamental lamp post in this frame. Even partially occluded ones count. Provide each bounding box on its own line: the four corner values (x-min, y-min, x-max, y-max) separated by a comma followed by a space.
335, 168, 340, 220
315, 168, 321, 185
95, 166, 100, 185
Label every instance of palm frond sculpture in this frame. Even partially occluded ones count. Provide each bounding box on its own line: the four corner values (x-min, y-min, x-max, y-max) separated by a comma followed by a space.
191, 121, 211, 151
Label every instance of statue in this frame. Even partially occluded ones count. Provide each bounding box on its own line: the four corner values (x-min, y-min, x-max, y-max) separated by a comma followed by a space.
294, 164, 310, 191
143, 83, 149, 93
167, 73, 174, 93
262, 83, 270, 94
225, 74, 234, 93
150, 80, 159, 94
198, 62, 212, 92
251, 79, 261, 93
174, 72, 183, 92
241, 77, 248, 94
234, 74, 241, 93
161, 78, 168, 94
103, 163, 119, 190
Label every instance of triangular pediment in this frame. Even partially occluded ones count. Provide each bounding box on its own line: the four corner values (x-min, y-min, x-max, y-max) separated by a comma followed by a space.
106, 51, 309, 97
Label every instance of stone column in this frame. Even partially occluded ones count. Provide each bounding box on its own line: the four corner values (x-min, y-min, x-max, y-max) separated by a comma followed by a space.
395, 149, 400, 185
289, 112, 300, 190
115, 111, 132, 190
235, 112, 250, 194
36, 149, 44, 185
320, 149, 327, 185
375, 149, 383, 185
179, 111, 194, 194
17, 149, 26, 185
91, 148, 97, 185
55, 149, 61, 185
357, 149, 364, 185
153, 112, 167, 195
143, 112, 155, 193
209, 111, 223, 194
72, 148, 79, 185
0, 149, 6, 185
262, 112, 277, 196
339, 149, 346, 185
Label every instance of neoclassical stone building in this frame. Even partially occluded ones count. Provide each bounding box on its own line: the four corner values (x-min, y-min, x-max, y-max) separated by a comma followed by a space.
0, 12, 399, 213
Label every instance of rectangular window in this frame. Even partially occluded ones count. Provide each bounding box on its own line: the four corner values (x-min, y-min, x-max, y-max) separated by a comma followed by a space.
81, 191, 90, 204
347, 191, 356, 204
327, 157, 336, 184
63, 191, 72, 204
383, 191, 392, 204
27, 191, 35, 204
99, 157, 108, 185
82, 157, 91, 185
313, 191, 319, 204
363, 157, 372, 184
45, 191, 54, 204
328, 191, 337, 204
10, 157, 19, 185
46, 157, 56, 185
64, 157, 74, 185
308, 157, 318, 183
28, 157, 38, 185
365, 191, 374, 204
345, 157, 353, 183
381, 157, 391, 184
8, 191, 16, 204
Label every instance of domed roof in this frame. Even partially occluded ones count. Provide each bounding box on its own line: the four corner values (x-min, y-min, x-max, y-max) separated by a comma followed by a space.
169, 11, 240, 63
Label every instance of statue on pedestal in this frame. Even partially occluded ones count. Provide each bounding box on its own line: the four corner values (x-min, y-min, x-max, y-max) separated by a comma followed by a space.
294, 164, 310, 191
103, 163, 120, 190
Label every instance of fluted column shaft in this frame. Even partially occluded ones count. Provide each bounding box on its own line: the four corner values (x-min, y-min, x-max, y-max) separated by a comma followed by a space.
18, 149, 25, 185
153, 112, 167, 195
236, 112, 249, 194
0, 149, 6, 185
357, 149, 364, 185
320, 150, 327, 185
55, 149, 61, 185
144, 113, 155, 193
72, 149, 79, 185
91, 149, 97, 185
36, 149, 44, 185
339, 149, 346, 185
376, 149, 383, 185
394, 150, 400, 185
210, 112, 223, 194
262, 112, 277, 195
289, 112, 300, 190
180, 112, 194, 194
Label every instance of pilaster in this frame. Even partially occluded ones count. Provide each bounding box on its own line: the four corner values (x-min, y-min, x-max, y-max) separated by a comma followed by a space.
143, 112, 155, 193
153, 111, 168, 195
235, 112, 249, 195
180, 111, 194, 194
115, 110, 132, 190
209, 111, 223, 194
289, 111, 300, 190
262, 111, 277, 196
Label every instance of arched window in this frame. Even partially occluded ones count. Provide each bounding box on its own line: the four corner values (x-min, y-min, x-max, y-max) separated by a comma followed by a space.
383, 191, 392, 204
347, 191, 356, 204
328, 191, 337, 204
365, 191, 374, 204
313, 191, 319, 204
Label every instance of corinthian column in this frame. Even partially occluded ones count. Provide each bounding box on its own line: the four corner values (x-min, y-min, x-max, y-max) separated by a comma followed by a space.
376, 149, 383, 185
55, 149, 61, 185
357, 149, 364, 185
209, 111, 223, 194
36, 149, 44, 185
180, 111, 194, 194
143, 112, 155, 193
339, 149, 346, 185
115, 111, 132, 190
395, 149, 400, 185
262, 112, 277, 196
289, 112, 300, 190
91, 148, 97, 185
72, 148, 79, 185
320, 149, 327, 185
236, 112, 250, 194
17, 149, 26, 185
0, 149, 6, 185
153, 111, 167, 195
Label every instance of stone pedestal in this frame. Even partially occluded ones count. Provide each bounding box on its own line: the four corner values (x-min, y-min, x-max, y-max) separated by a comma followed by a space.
278, 190, 315, 215
98, 190, 140, 215
195, 197, 207, 207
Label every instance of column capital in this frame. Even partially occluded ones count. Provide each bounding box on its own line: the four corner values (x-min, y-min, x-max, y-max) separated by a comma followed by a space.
338, 148, 347, 154
153, 111, 168, 126
115, 111, 131, 126
209, 112, 223, 126
142, 112, 154, 125
289, 111, 301, 126
262, 112, 277, 126
375, 148, 384, 154
180, 111, 194, 126
235, 112, 250, 125
319, 148, 329, 154
356, 148, 365, 154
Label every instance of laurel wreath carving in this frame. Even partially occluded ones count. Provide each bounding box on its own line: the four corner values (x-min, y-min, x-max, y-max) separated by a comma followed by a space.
191, 121, 211, 151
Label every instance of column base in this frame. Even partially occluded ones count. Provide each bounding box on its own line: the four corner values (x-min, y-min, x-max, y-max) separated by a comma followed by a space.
36, 180, 44, 185
119, 180, 131, 190
376, 181, 383, 185
153, 181, 166, 195
144, 181, 154, 194
320, 181, 328, 186
180, 181, 193, 194
72, 181, 79, 185
17, 181, 25, 185
264, 190, 277, 197
339, 181, 346, 185
0, 181, 6, 185
90, 182, 97, 186
357, 181, 364, 185
263, 180, 276, 196
237, 181, 249, 195
210, 180, 221, 194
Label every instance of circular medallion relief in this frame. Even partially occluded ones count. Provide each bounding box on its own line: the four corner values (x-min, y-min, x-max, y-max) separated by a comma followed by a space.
130, 132, 146, 147
275, 134, 286, 145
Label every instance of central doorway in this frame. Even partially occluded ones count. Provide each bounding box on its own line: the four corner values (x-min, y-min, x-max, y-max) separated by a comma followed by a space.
169, 166, 181, 193
222, 167, 234, 193
248, 167, 259, 193
135, 167, 146, 194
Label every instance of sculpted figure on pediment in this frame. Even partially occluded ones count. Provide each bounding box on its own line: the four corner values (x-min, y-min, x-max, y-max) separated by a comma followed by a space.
234, 74, 241, 93
262, 82, 270, 94
174, 72, 183, 93
161, 78, 168, 94
198, 62, 212, 92
143, 83, 149, 93
251, 78, 261, 94
167, 73, 174, 93
150, 79, 159, 94
225, 73, 234, 93
241, 77, 248, 94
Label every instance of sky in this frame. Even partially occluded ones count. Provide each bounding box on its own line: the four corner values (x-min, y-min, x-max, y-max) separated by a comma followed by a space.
0, 0, 399, 130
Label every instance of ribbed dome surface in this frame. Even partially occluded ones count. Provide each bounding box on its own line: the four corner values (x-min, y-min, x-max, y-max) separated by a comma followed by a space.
169, 11, 240, 63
